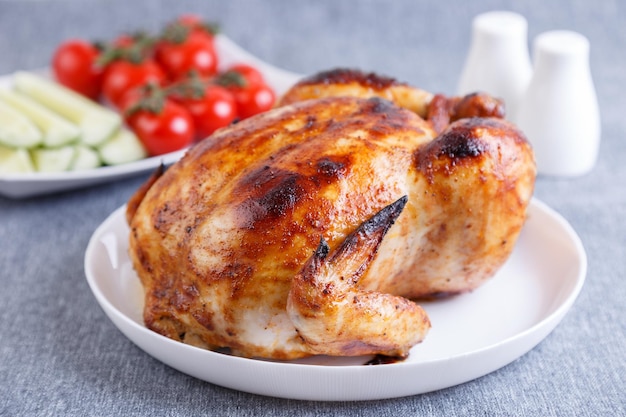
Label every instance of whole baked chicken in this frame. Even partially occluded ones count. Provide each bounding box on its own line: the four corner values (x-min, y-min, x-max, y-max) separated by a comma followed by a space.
127, 69, 536, 360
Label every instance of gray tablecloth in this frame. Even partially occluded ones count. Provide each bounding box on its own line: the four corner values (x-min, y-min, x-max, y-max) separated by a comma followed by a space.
1, 0, 624, 415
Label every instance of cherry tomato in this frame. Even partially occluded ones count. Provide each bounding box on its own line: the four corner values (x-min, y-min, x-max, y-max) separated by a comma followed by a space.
125, 98, 195, 156
155, 32, 218, 81
227, 64, 265, 88
52, 39, 103, 100
175, 14, 218, 40
171, 84, 237, 140
111, 32, 155, 54
102, 59, 165, 108
112, 34, 136, 49
176, 14, 204, 29
117, 86, 145, 115
231, 83, 276, 119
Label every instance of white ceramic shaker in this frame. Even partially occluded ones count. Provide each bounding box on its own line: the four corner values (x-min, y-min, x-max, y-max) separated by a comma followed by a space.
457, 11, 533, 122
516, 31, 600, 177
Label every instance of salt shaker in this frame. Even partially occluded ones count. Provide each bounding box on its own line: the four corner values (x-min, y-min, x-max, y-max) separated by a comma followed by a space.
457, 11, 533, 122
516, 31, 600, 177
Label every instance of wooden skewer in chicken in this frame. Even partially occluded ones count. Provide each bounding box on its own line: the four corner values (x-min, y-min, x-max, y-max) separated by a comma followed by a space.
126, 69, 536, 360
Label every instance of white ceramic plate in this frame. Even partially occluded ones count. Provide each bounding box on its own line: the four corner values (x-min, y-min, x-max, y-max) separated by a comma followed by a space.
0, 35, 302, 199
84, 198, 586, 401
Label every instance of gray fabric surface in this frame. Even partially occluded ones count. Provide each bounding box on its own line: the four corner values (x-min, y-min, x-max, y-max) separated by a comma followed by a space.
1, 0, 624, 415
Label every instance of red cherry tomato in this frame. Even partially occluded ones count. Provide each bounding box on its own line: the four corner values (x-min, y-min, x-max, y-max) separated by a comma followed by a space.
117, 86, 145, 115
171, 84, 237, 140
174, 14, 217, 41
52, 39, 103, 100
112, 34, 136, 48
177, 14, 204, 28
155, 32, 218, 81
231, 83, 276, 119
102, 60, 165, 108
227, 64, 265, 88
125, 99, 195, 156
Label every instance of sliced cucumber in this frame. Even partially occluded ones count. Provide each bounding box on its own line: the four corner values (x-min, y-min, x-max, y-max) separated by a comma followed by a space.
0, 89, 80, 148
0, 144, 35, 173
0, 99, 43, 148
98, 128, 148, 166
71, 145, 102, 171
13, 72, 122, 147
30, 145, 76, 172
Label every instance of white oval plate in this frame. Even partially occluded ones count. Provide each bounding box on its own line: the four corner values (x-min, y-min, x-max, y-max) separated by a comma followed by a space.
84, 198, 586, 401
0, 35, 302, 198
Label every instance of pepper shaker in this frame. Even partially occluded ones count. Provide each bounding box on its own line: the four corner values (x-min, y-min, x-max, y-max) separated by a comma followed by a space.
457, 11, 533, 122
516, 30, 601, 177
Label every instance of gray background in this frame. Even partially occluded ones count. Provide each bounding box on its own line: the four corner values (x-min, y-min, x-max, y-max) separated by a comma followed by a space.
1, 0, 624, 415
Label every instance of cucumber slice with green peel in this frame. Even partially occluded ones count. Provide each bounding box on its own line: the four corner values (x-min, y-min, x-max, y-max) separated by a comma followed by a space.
71, 145, 102, 171
30, 145, 76, 172
0, 89, 80, 148
98, 128, 148, 166
13, 71, 122, 147
0, 99, 43, 148
0, 144, 35, 173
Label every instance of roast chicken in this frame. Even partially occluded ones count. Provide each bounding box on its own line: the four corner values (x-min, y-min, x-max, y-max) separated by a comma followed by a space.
126, 69, 536, 360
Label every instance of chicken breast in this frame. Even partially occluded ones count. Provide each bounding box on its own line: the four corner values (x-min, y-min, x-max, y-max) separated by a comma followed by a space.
127, 73, 535, 360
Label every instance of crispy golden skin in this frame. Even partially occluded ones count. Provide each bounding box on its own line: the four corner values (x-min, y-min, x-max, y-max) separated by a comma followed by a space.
287, 196, 431, 357
279, 68, 506, 134
278, 68, 434, 117
127, 73, 535, 360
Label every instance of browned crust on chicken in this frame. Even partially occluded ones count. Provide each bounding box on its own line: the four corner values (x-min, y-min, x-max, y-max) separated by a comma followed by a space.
426, 92, 506, 134
278, 68, 434, 117
129, 96, 438, 359
296, 68, 405, 89
359, 117, 535, 298
287, 196, 431, 358
280, 68, 507, 134
127, 73, 535, 360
